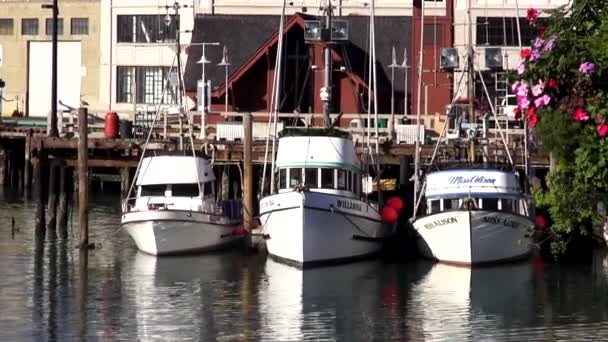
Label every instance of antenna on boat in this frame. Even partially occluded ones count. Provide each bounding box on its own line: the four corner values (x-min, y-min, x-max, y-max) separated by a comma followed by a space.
321, 0, 333, 128
466, 0, 476, 163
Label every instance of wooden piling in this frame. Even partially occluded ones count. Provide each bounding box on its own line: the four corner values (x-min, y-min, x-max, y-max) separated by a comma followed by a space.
78, 107, 89, 249
120, 167, 130, 199
24, 129, 32, 191
0, 147, 6, 186
34, 142, 46, 239
47, 160, 59, 236
57, 161, 69, 238
243, 112, 253, 235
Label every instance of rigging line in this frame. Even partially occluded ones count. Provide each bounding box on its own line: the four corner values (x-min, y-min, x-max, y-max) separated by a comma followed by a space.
413, 0, 425, 208
270, 0, 287, 195
122, 54, 178, 210
332, 206, 373, 238
293, 57, 313, 126
261, 0, 285, 197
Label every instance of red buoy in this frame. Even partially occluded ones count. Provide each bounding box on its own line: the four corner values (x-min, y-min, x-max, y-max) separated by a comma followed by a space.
535, 215, 546, 229
104, 112, 119, 138
382, 206, 398, 224
387, 197, 404, 211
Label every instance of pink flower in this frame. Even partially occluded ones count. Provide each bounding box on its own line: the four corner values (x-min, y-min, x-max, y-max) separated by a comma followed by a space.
598, 124, 608, 137
527, 8, 539, 23
572, 107, 589, 121
516, 82, 529, 97
544, 35, 557, 51
534, 95, 551, 108
518, 96, 531, 109
579, 62, 596, 76
530, 49, 541, 61
511, 81, 521, 93
531, 80, 544, 97
533, 37, 544, 49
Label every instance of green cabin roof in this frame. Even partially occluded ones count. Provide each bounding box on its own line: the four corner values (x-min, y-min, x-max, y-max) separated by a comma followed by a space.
278, 127, 352, 139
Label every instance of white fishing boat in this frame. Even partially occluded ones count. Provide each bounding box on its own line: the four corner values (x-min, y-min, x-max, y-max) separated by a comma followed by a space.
121, 155, 243, 255
410, 0, 534, 265
412, 168, 534, 265
120, 2, 243, 255
259, 129, 392, 266
258, 0, 394, 267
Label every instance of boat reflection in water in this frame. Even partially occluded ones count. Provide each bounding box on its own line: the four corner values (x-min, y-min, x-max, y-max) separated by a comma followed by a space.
407, 260, 535, 341
128, 251, 264, 341
257, 258, 387, 341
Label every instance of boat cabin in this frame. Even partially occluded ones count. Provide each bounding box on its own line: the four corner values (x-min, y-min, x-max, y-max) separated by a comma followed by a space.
423, 169, 527, 216
274, 129, 362, 198
131, 156, 217, 212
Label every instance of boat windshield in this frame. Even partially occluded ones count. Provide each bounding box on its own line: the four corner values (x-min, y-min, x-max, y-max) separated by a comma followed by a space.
276, 167, 359, 194
426, 196, 522, 215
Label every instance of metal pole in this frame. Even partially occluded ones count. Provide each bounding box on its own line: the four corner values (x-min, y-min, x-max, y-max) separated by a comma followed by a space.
78, 107, 89, 249
323, 0, 332, 128
201, 44, 206, 139
414, 0, 425, 207
467, 0, 475, 162
49, 0, 59, 137
224, 65, 228, 113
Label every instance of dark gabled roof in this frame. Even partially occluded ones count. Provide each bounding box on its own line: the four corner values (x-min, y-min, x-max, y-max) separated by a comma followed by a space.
184, 14, 413, 97
184, 14, 283, 93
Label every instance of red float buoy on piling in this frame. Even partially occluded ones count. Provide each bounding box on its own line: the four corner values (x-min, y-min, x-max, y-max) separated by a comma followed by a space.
104, 112, 119, 138
382, 206, 398, 224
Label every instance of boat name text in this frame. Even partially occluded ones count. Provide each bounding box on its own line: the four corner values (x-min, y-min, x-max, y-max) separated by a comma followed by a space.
337, 200, 363, 212
482, 216, 521, 229
424, 217, 458, 229
448, 175, 497, 186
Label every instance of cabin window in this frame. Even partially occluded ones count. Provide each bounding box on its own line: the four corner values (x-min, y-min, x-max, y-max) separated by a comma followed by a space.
279, 169, 287, 189
346, 171, 352, 191
140, 184, 166, 196
203, 183, 214, 197
171, 184, 199, 197
321, 168, 334, 189
305, 168, 318, 188
443, 198, 458, 210
501, 199, 515, 213
483, 198, 499, 211
428, 200, 441, 214
289, 168, 302, 187
337, 169, 347, 190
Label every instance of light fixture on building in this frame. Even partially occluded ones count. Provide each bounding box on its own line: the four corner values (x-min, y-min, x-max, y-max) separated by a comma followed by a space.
440, 48, 459, 71
331, 20, 349, 41
217, 46, 232, 114
304, 20, 321, 41
485, 47, 503, 70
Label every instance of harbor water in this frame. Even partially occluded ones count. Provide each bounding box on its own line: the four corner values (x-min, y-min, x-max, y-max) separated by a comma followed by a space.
1, 188, 608, 341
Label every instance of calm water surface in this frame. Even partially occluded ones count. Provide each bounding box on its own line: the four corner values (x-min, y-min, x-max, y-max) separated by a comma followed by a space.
1, 189, 608, 341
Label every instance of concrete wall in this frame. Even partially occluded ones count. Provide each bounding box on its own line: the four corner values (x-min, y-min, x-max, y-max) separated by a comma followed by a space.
99, 0, 194, 116
196, 0, 446, 17
0, 0, 101, 116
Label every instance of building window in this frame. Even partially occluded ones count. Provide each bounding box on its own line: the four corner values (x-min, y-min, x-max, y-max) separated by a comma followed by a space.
116, 66, 177, 104
45, 18, 64, 35
476, 17, 540, 47
0, 19, 14, 35
117, 15, 179, 43
71, 18, 89, 35
22, 18, 38, 35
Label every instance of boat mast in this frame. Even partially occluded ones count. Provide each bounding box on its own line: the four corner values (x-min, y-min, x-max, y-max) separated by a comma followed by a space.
322, 0, 333, 128
413, 0, 425, 210
466, 0, 475, 163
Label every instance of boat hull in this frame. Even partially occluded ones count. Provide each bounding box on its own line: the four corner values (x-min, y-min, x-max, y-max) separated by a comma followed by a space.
259, 191, 390, 267
413, 210, 533, 265
121, 210, 242, 255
